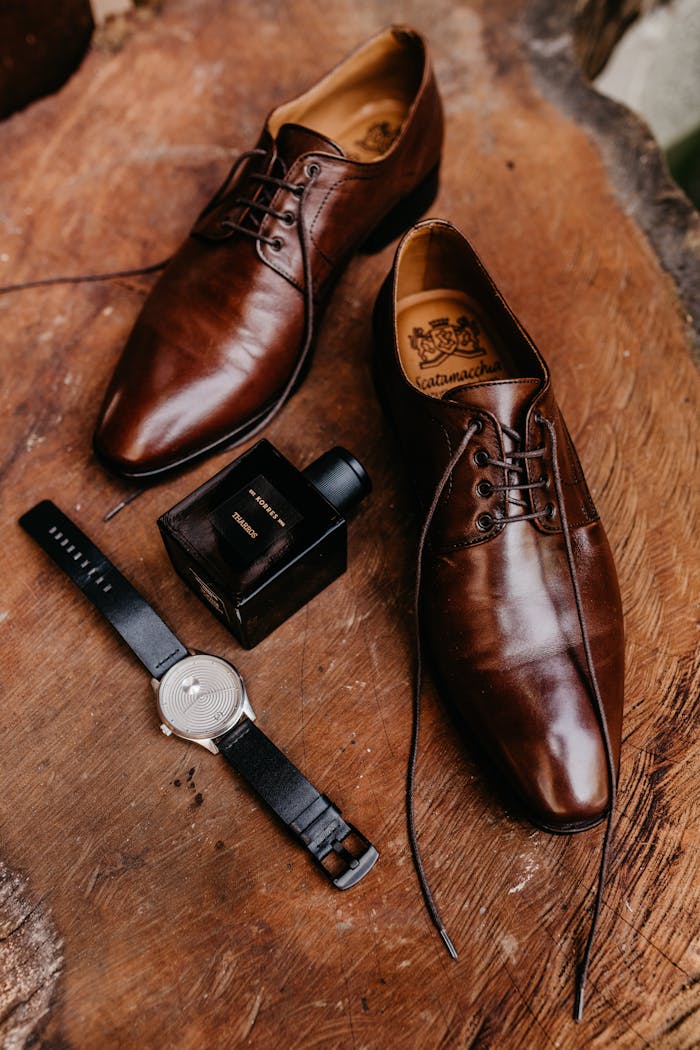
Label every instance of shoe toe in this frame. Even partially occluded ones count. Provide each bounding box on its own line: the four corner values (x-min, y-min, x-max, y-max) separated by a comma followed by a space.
441, 657, 614, 832
94, 319, 252, 478
93, 338, 188, 477
515, 714, 610, 831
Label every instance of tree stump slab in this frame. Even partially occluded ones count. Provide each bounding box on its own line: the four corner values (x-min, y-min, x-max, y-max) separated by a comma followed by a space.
1, 1, 698, 1047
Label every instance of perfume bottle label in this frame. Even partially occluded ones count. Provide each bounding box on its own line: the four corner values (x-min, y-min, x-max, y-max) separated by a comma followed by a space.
190, 568, 228, 620
212, 475, 302, 562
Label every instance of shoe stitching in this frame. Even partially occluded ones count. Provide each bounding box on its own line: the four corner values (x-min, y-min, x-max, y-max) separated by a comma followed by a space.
308, 168, 420, 258
528, 396, 598, 531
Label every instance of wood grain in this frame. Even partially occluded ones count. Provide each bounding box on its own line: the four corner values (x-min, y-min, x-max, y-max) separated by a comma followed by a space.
1, 1, 698, 1047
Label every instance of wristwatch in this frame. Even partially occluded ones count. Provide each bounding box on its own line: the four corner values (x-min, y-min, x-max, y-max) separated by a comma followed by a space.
20, 500, 378, 889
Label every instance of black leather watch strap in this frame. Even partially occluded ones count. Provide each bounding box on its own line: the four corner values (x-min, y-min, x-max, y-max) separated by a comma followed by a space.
20, 500, 188, 679
217, 719, 379, 889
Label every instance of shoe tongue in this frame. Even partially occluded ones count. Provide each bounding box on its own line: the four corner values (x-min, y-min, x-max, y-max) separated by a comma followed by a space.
443, 378, 541, 431
275, 123, 345, 164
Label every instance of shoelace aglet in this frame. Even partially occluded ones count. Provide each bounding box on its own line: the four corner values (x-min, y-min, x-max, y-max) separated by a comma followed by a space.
439, 927, 459, 960
573, 976, 585, 1022
103, 489, 144, 522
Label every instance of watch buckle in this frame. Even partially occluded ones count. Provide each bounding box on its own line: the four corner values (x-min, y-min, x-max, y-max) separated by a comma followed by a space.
325, 825, 379, 890
293, 797, 379, 890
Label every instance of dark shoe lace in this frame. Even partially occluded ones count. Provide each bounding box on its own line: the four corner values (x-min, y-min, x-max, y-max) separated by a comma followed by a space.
0, 147, 306, 293
196, 146, 308, 248
190, 145, 321, 443
408, 412, 616, 1020
0, 258, 171, 295
472, 419, 552, 531
0, 148, 323, 454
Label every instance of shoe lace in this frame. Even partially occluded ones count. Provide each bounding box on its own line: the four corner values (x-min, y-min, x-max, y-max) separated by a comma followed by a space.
0, 147, 293, 295
191, 145, 321, 442
0, 257, 171, 295
408, 412, 616, 1020
196, 146, 306, 248
0, 147, 323, 451
472, 420, 551, 530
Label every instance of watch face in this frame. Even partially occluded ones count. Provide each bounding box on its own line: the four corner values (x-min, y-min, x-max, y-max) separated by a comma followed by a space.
157, 654, 245, 740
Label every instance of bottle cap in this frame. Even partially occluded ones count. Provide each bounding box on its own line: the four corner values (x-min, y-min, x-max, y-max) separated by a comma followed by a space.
303, 447, 371, 517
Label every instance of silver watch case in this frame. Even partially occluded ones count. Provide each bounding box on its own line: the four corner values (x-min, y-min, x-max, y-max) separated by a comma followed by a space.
152, 653, 255, 754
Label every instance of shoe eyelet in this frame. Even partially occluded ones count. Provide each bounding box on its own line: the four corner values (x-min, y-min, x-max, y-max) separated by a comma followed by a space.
470, 418, 483, 434
477, 480, 493, 498
293, 184, 305, 197
539, 474, 549, 486
271, 237, 283, 252
281, 211, 295, 226
544, 502, 556, 520
476, 512, 495, 532
305, 162, 321, 178
474, 449, 489, 468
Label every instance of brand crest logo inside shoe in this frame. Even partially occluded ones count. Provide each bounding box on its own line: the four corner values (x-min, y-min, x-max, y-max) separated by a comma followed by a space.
409, 316, 485, 368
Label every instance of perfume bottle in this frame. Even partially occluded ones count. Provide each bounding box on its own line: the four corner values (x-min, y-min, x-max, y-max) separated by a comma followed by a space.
158, 439, 371, 648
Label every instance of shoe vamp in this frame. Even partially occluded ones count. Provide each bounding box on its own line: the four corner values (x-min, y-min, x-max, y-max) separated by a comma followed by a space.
102, 236, 306, 458
423, 520, 624, 764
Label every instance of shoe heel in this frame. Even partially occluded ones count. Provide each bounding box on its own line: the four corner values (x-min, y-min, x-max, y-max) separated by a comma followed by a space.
360, 163, 440, 254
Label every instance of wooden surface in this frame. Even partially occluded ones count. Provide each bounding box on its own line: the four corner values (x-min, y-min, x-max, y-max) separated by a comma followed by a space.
1, 1, 699, 1047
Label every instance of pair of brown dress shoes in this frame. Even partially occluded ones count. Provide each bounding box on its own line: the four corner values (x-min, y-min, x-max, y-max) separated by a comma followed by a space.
93, 26, 624, 1016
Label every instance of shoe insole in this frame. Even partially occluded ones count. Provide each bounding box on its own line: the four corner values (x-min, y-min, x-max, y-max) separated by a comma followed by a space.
338, 98, 408, 161
396, 289, 516, 396
268, 31, 415, 161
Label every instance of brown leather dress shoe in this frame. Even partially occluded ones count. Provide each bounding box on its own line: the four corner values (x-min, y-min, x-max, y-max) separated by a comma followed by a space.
373, 219, 624, 834
94, 26, 443, 480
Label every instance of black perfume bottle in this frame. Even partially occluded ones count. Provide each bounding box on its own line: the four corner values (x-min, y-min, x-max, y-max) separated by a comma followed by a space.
158, 439, 371, 648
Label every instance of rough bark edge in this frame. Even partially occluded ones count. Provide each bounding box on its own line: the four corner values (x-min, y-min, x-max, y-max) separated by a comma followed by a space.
0, 860, 64, 1049
572, 0, 669, 80
521, 0, 700, 359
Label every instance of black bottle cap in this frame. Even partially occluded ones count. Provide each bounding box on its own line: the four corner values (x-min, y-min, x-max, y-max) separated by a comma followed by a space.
302, 447, 371, 518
